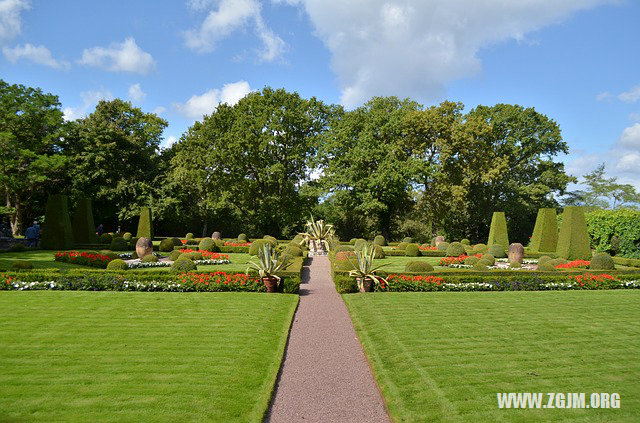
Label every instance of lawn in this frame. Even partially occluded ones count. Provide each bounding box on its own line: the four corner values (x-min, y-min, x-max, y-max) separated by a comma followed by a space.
0, 291, 298, 422
344, 291, 640, 422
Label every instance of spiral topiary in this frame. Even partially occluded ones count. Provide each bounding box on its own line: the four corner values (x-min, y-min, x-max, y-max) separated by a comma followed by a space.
106, 259, 128, 271
488, 244, 506, 258
404, 261, 434, 272
446, 242, 465, 257
405, 243, 420, 257
590, 252, 615, 270
159, 238, 175, 252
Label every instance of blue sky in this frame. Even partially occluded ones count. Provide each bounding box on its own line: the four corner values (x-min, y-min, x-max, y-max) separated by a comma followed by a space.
1, 0, 639, 188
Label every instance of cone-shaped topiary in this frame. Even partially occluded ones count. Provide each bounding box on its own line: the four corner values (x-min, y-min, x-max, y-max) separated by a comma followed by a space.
405, 243, 420, 257
41, 194, 74, 250
556, 206, 592, 260
136, 207, 153, 239
446, 242, 465, 257
373, 235, 387, 246
72, 197, 97, 244
404, 261, 434, 272
590, 252, 615, 270
529, 208, 558, 252
487, 212, 509, 249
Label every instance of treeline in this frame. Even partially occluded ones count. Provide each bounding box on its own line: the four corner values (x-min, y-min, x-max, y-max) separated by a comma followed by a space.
1, 80, 577, 243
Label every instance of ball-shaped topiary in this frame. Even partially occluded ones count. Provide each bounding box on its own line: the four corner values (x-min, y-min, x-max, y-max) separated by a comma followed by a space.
106, 259, 128, 271
464, 256, 479, 266
472, 243, 488, 254
436, 241, 450, 252
285, 245, 303, 257
550, 258, 568, 267
186, 232, 194, 240
538, 262, 557, 272
373, 245, 385, 259
488, 244, 506, 258
396, 242, 409, 250
184, 252, 202, 261
171, 237, 182, 246
402, 237, 413, 243
405, 243, 420, 257
349, 238, 357, 245
122, 232, 132, 241
100, 233, 112, 244
159, 238, 176, 252
263, 235, 278, 244
237, 233, 247, 241
141, 254, 158, 263
473, 262, 489, 271
481, 253, 495, 266
335, 251, 356, 261
354, 238, 368, 251
249, 239, 275, 256
590, 252, 615, 270
538, 255, 553, 265
199, 238, 219, 252
171, 256, 197, 273
334, 245, 354, 253
460, 238, 471, 245
169, 250, 182, 261
509, 261, 522, 269
446, 242, 465, 257
373, 235, 387, 246
404, 261, 434, 272
11, 260, 33, 270
109, 237, 129, 251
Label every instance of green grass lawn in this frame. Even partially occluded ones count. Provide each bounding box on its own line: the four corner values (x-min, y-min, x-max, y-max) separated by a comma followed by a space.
344, 291, 640, 422
0, 291, 298, 422
0, 249, 82, 270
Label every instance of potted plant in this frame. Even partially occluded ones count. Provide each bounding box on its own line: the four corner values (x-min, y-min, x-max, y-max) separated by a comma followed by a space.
298, 216, 335, 255
247, 244, 289, 293
348, 243, 387, 293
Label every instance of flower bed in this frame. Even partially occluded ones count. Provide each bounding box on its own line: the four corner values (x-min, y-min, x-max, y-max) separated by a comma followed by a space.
418, 245, 438, 251
439, 254, 482, 267
555, 259, 590, 269
178, 249, 230, 260
54, 251, 113, 268
224, 241, 251, 247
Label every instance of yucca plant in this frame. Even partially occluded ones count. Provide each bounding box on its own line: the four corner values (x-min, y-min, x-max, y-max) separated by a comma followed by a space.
298, 215, 335, 252
246, 244, 289, 292
348, 242, 387, 292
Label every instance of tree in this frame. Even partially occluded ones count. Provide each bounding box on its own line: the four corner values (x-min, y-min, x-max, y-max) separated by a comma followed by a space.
0, 80, 67, 235
63, 99, 167, 230
563, 163, 640, 209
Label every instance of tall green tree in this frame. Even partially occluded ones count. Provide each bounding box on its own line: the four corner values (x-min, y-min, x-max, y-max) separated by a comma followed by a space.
563, 163, 640, 209
0, 80, 67, 235
64, 99, 167, 230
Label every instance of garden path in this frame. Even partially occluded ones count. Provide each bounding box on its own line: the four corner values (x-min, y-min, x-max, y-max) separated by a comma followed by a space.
266, 256, 390, 423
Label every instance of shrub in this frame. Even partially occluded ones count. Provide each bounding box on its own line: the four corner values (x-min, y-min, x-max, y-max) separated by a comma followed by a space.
585, 208, 640, 258
9, 243, 26, 252
129, 237, 139, 249
556, 206, 592, 260
263, 235, 278, 243
198, 238, 219, 252
186, 232, 194, 239
487, 211, 509, 249
373, 235, 387, 246
404, 261, 434, 272
549, 258, 568, 267
464, 256, 479, 266
99, 250, 120, 260
472, 243, 488, 254
538, 262, 557, 272
71, 197, 97, 244
106, 259, 128, 271
41, 194, 74, 250
349, 238, 357, 245
171, 256, 196, 273
354, 238, 367, 251
99, 233, 112, 244
136, 207, 153, 239
159, 238, 175, 252
460, 239, 470, 245
402, 237, 413, 243
11, 260, 33, 270
184, 252, 202, 261
436, 242, 450, 252
122, 232, 132, 241
109, 237, 129, 251
396, 242, 409, 250
373, 245, 385, 259
334, 245, 354, 253
171, 237, 182, 246
529, 208, 558, 252
481, 253, 495, 265
590, 252, 615, 270
488, 244, 506, 258
249, 239, 275, 256
335, 251, 356, 261
473, 262, 488, 271
538, 255, 553, 265
509, 261, 522, 269
285, 245, 303, 257
405, 243, 420, 257
446, 242, 465, 257
131, 251, 138, 259
141, 254, 158, 263
169, 250, 182, 261
334, 275, 358, 294
237, 233, 247, 241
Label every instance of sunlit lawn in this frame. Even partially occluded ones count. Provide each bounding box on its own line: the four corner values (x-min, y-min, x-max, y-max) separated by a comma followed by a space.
0, 291, 298, 422
344, 290, 640, 422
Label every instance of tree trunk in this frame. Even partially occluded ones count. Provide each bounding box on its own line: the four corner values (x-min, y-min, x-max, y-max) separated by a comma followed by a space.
6, 192, 20, 236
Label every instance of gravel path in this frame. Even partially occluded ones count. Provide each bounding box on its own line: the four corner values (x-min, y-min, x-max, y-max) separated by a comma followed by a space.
266, 256, 390, 423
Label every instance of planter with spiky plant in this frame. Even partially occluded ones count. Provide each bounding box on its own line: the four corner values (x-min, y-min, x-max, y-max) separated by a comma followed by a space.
246, 244, 289, 293
348, 243, 387, 293
298, 216, 335, 256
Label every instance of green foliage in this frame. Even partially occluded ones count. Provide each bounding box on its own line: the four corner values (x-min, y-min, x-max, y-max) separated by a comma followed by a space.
405, 243, 420, 257
184, 252, 202, 261
509, 261, 522, 269
460, 239, 470, 245
249, 239, 276, 256
106, 259, 128, 271
109, 237, 128, 251
171, 256, 196, 273
159, 238, 175, 252
99, 233, 112, 244
464, 256, 479, 266
481, 254, 495, 266
563, 163, 640, 209
585, 208, 640, 258
72, 197, 97, 244
354, 238, 368, 251
334, 245, 354, 253
334, 274, 359, 294
186, 232, 194, 239
237, 233, 247, 241
136, 207, 153, 239
436, 241, 450, 252
538, 256, 553, 265
487, 212, 509, 249
402, 237, 413, 243
373, 245, 386, 259
556, 206, 592, 260
537, 262, 557, 272
9, 243, 27, 252
11, 260, 33, 270
404, 261, 434, 272
529, 208, 558, 252
374, 235, 387, 246
141, 254, 158, 263
473, 262, 488, 271
445, 242, 465, 257
396, 242, 409, 250
349, 238, 357, 245
169, 250, 182, 261
40, 194, 74, 250
472, 243, 488, 254
122, 232, 132, 241
198, 238, 219, 252
590, 252, 615, 270
488, 244, 506, 258
285, 245, 303, 257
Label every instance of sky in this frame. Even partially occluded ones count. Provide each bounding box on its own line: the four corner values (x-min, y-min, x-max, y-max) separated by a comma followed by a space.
1, 0, 639, 189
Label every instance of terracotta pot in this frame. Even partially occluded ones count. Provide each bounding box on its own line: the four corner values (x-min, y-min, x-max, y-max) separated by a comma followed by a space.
262, 276, 279, 293
357, 277, 375, 293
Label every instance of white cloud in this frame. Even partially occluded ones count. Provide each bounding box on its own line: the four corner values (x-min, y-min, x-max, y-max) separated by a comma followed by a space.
165, 135, 178, 146
152, 106, 166, 115
174, 80, 252, 120
128, 83, 146, 102
3, 43, 69, 69
184, 0, 285, 62
278, 0, 613, 107
63, 89, 113, 121
629, 112, 640, 122
618, 85, 640, 103
618, 123, 640, 149
78, 37, 155, 74
596, 91, 612, 101
0, 0, 29, 42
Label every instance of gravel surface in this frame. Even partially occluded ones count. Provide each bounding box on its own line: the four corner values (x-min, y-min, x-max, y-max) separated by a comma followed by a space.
266, 256, 390, 423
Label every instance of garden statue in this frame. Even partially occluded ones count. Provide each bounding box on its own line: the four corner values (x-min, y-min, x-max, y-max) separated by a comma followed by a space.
508, 243, 524, 263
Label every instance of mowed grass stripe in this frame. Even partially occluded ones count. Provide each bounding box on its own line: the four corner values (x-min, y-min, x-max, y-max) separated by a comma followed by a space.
0, 291, 298, 422
344, 291, 640, 422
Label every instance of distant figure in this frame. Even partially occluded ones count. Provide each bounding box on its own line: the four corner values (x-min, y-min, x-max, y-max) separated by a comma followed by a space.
32, 221, 41, 247
25, 224, 38, 247
96, 224, 104, 236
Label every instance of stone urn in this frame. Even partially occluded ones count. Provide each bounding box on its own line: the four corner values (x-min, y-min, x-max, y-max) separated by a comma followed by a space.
136, 237, 153, 259
211, 231, 222, 240
434, 236, 445, 247
508, 243, 524, 264
357, 277, 375, 293
262, 276, 279, 293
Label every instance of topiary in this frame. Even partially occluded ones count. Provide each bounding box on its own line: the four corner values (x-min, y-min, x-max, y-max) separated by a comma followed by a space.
550, 258, 568, 266
9, 243, 27, 252
404, 261, 434, 272
106, 259, 128, 271
109, 237, 129, 251
402, 237, 413, 243
529, 208, 558, 252
556, 206, 592, 260
100, 233, 112, 244
473, 262, 489, 271
472, 243, 488, 254
186, 232, 194, 240
11, 260, 33, 270
405, 243, 420, 257
488, 244, 506, 258
159, 238, 175, 252
590, 252, 615, 270
373, 235, 387, 246
249, 239, 275, 256
131, 251, 138, 259
334, 245, 354, 253
136, 207, 153, 239
171, 256, 196, 273
481, 253, 495, 266
263, 235, 278, 244
169, 250, 182, 261
184, 252, 202, 261
509, 261, 522, 269
285, 245, 303, 257
487, 211, 509, 249
199, 238, 219, 252
100, 250, 120, 260
349, 238, 357, 245
396, 242, 409, 250
460, 239, 471, 245
237, 233, 247, 241
122, 232, 132, 241
354, 238, 367, 251
538, 255, 553, 265
141, 254, 158, 263
464, 256, 479, 266
335, 251, 356, 262
41, 194, 74, 250
373, 245, 385, 259
129, 237, 139, 249
171, 237, 182, 247
446, 242, 465, 257
436, 241, 450, 252
538, 262, 557, 272
71, 197, 97, 244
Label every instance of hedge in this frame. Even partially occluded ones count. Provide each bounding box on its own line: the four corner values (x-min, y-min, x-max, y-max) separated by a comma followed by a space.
529, 208, 558, 253
585, 208, 640, 259
556, 206, 591, 260
487, 211, 509, 249
41, 194, 74, 250
136, 207, 154, 239
72, 197, 97, 244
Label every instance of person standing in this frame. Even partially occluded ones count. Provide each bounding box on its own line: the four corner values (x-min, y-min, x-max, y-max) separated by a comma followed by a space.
96, 224, 104, 236
32, 221, 40, 247
25, 224, 37, 247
